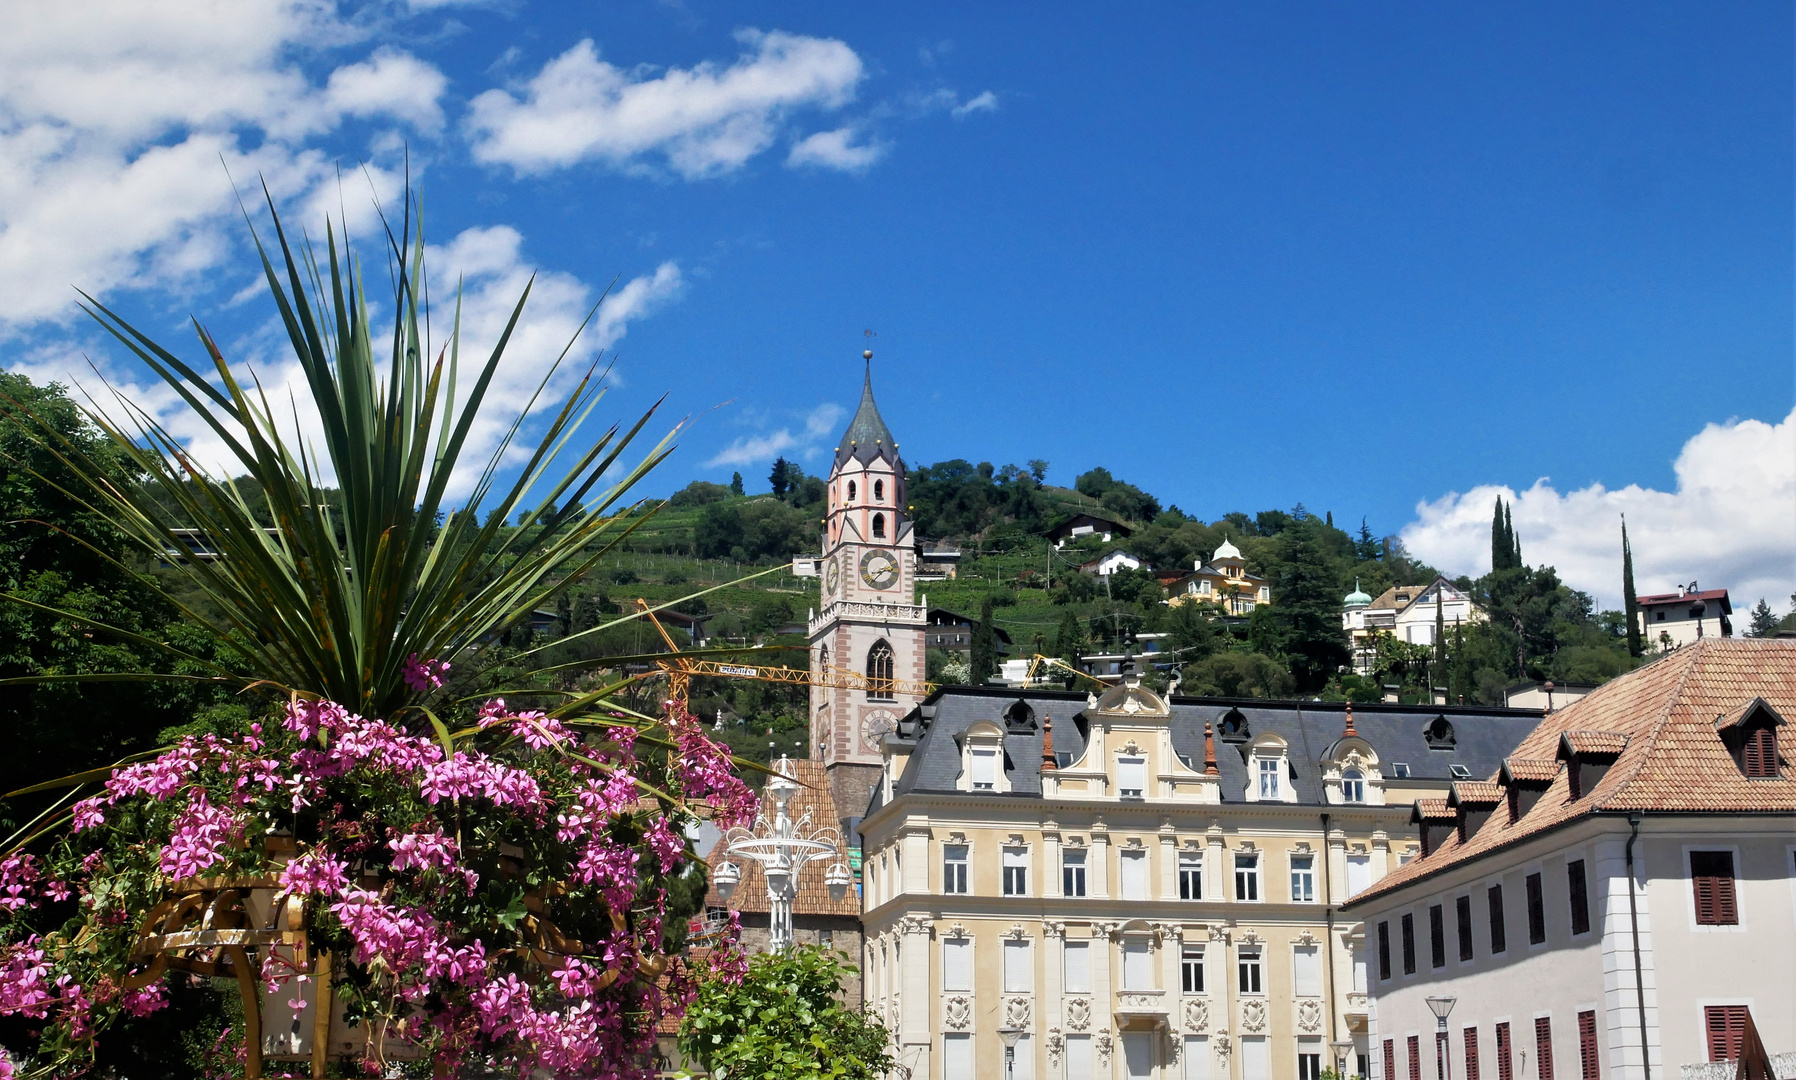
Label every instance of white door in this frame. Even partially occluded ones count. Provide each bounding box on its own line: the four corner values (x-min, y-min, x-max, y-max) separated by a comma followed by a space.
1123, 1032, 1154, 1080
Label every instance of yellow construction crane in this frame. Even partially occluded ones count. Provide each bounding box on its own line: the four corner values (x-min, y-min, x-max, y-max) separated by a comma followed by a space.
633, 599, 936, 710
1022, 653, 1112, 691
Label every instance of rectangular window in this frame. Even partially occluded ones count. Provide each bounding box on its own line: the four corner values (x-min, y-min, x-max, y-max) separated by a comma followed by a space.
1535, 1017, 1554, 1080
1179, 851, 1204, 900
1401, 913, 1417, 975
1235, 852, 1261, 901
1429, 904, 1446, 969
1258, 757, 1281, 799
943, 844, 969, 895
1066, 1035, 1094, 1080
1118, 756, 1147, 798
1464, 1027, 1480, 1080
1705, 1006, 1749, 1062
1383, 1040, 1396, 1080
1120, 849, 1150, 900
1063, 849, 1088, 897
1243, 1036, 1271, 1080
944, 1033, 974, 1080
1488, 885, 1508, 953
1013, 1035, 1036, 1080
1496, 1024, 1513, 1080
1347, 854, 1372, 897
1691, 851, 1739, 925
1181, 946, 1206, 994
1238, 946, 1263, 994
1122, 939, 1153, 990
1003, 939, 1032, 993
1293, 945, 1321, 997
1526, 872, 1546, 944
942, 939, 972, 992
1184, 1036, 1211, 1080
1567, 860, 1590, 935
1456, 895, 1475, 961
1003, 846, 1028, 897
1577, 1011, 1597, 1080
1360, 1055, 1370, 1080
1299, 1048, 1323, 1080
1408, 1035, 1421, 1080
971, 748, 998, 790
1063, 941, 1091, 994
1291, 854, 1316, 902
1377, 921, 1392, 981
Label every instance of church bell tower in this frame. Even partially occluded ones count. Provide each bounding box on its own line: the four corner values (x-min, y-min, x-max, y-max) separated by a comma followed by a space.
809, 353, 926, 827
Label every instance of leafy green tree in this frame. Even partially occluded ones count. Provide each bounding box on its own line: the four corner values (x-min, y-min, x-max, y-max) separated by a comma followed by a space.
1165, 600, 1221, 664
1747, 598, 1780, 638
1267, 518, 1350, 692
1054, 608, 1087, 661
1354, 518, 1380, 561
769, 456, 794, 498
1183, 652, 1294, 698
678, 946, 893, 1080
670, 480, 734, 508
1027, 459, 1049, 483
1621, 517, 1643, 656
731, 471, 745, 496
695, 498, 813, 562
969, 594, 998, 683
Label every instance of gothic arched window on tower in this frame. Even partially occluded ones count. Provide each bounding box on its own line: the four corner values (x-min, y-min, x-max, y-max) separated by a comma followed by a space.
874, 479, 884, 502
866, 640, 895, 700
847, 480, 857, 501
872, 513, 886, 538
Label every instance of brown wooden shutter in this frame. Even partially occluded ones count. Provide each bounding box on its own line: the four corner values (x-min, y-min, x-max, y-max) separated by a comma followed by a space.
1567, 860, 1590, 936
1496, 1023, 1514, 1080
1578, 1011, 1598, 1080
1743, 727, 1776, 778
1536, 1016, 1555, 1080
1526, 872, 1546, 943
1465, 1026, 1481, 1080
1705, 1006, 1749, 1062
1691, 851, 1738, 926
1385, 1039, 1397, 1080
1409, 1035, 1422, 1080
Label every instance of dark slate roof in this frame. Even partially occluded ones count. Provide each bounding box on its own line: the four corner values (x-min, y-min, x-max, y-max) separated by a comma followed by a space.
834, 365, 902, 469
866, 685, 1544, 817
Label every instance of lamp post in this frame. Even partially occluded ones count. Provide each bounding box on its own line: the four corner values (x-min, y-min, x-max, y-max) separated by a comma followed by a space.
1425, 997, 1457, 1080
1332, 1039, 1356, 1080
998, 1026, 1023, 1080
721, 756, 851, 951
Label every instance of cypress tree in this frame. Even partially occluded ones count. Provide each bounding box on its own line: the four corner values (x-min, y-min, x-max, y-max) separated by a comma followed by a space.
729, 472, 744, 496
1507, 503, 1521, 567
1433, 584, 1447, 677
1621, 516, 1643, 657
969, 594, 998, 684
1491, 497, 1506, 571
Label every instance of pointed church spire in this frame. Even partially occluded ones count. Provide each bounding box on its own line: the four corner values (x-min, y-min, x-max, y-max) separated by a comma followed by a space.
835, 350, 899, 468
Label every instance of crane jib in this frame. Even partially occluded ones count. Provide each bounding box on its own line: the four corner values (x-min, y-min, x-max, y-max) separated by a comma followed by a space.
716, 664, 760, 677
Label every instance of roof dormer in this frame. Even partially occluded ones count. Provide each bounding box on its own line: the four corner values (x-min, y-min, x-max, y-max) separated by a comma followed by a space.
1411, 797, 1455, 856
1497, 758, 1559, 822
1557, 731, 1627, 800
1715, 697, 1785, 779
1446, 781, 1502, 842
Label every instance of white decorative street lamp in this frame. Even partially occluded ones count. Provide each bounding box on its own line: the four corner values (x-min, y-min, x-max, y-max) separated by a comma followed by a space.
998, 1027, 1023, 1080
1425, 997, 1457, 1080
721, 756, 850, 951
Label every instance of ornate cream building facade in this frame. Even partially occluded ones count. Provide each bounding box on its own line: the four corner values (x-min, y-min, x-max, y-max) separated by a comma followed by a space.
856, 675, 1541, 1080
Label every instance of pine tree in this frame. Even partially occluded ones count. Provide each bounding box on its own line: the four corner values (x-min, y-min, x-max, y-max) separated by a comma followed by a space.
1747, 599, 1779, 638
1491, 497, 1508, 571
768, 457, 792, 498
1621, 517, 1643, 657
969, 595, 998, 683
730, 472, 744, 496
1356, 518, 1379, 561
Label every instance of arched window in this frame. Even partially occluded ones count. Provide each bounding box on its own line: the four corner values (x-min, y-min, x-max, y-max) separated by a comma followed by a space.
867, 640, 895, 700
874, 479, 884, 501
1342, 768, 1365, 804
847, 480, 857, 501
872, 513, 886, 538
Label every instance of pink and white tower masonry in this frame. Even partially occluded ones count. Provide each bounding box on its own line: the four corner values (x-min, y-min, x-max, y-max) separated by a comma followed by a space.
809, 354, 927, 828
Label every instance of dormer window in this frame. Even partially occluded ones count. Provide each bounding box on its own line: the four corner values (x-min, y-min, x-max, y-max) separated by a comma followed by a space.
971, 748, 999, 790
1118, 755, 1147, 798
1742, 727, 1778, 778
959, 721, 1010, 793
1425, 716, 1457, 749
1718, 698, 1784, 779
1258, 758, 1281, 799
1342, 768, 1366, 803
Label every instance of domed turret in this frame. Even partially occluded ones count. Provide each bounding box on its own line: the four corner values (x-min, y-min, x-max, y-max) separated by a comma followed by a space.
1344, 579, 1372, 609
1212, 536, 1243, 562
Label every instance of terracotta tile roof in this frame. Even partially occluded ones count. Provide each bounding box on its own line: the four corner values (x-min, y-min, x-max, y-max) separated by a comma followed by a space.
1449, 781, 1504, 806
1637, 588, 1730, 606
1560, 730, 1628, 757
1714, 696, 1783, 731
1500, 758, 1560, 784
1413, 796, 1455, 821
701, 758, 860, 918
1348, 639, 1796, 908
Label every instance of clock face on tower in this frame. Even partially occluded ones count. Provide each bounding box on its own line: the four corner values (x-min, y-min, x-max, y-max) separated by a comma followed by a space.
824, 558, 840, 596
859, 548, 899, 590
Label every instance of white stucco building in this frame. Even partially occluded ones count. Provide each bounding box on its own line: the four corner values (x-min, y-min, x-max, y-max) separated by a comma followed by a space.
1343, 579, 1486, 677
1634, 586, 1734, 651
1344, 638, 1795, 1080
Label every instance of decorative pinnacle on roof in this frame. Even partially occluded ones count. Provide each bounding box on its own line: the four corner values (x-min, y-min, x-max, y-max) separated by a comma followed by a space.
1203, 721, 1219, 775
1342, 704, 1358, 738
834, 351, 900, 470
1041, 714, 1057, 771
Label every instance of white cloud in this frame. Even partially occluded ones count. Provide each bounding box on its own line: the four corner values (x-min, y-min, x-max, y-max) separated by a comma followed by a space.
706, 403, 845, 468
951, 90, 998, 118
465, 29, 865, 179
0, 1, 449, 329
1400, 407, 1796, 613
785, 126, 887, 173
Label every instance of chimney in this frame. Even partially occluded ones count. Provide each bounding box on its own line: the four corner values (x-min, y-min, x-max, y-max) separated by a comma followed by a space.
1432, 686, 1448, 706
1382, 683, 1401, 704
1677, 583, 1687, 598
1203, 722, 1219, 776
1041, 715, 1058, 771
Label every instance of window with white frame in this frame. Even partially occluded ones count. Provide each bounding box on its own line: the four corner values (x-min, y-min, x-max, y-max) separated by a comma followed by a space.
1179, 851, 1204, 900
1122, 938, 1154, 990
943, 938, 972, 992
1237, 945, 1263, 994
1003, 939, 1033, 993
1346, 853, 1372, 897
971, 747, 999, 790
1293, 945, 1321, 997
1184, 1036, 1211, 1080
1120, 848, 1149, 900
1341, 768, 1366, 803
1063, 848, 1088, 897
1066, 1035, 1094, 1080
944, 1033, 974, 1080
1063, 940, 1091, 994
1181, 945, 1206, 993
1258, 757, 1281, 800
943, 844, 969, 895
1118, 755, 1147, 798
1290, 853, 1316, 903
1002, 846, 1029, 896
1235, 852, 1262, 901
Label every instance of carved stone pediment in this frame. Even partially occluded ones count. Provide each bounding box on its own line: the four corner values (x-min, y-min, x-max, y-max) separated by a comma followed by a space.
1004, 996, 1032, 1029
1066, 998, 1092, 1031
1183, 997, 1210, 1033
1297, 998, 1324, 1033
1240, 997, 1268, 1033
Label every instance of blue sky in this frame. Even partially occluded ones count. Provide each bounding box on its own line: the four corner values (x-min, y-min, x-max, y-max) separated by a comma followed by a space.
2, 1, 1790, 608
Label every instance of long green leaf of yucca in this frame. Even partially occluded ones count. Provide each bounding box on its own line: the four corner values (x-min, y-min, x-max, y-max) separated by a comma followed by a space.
3, 187, 685, 718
